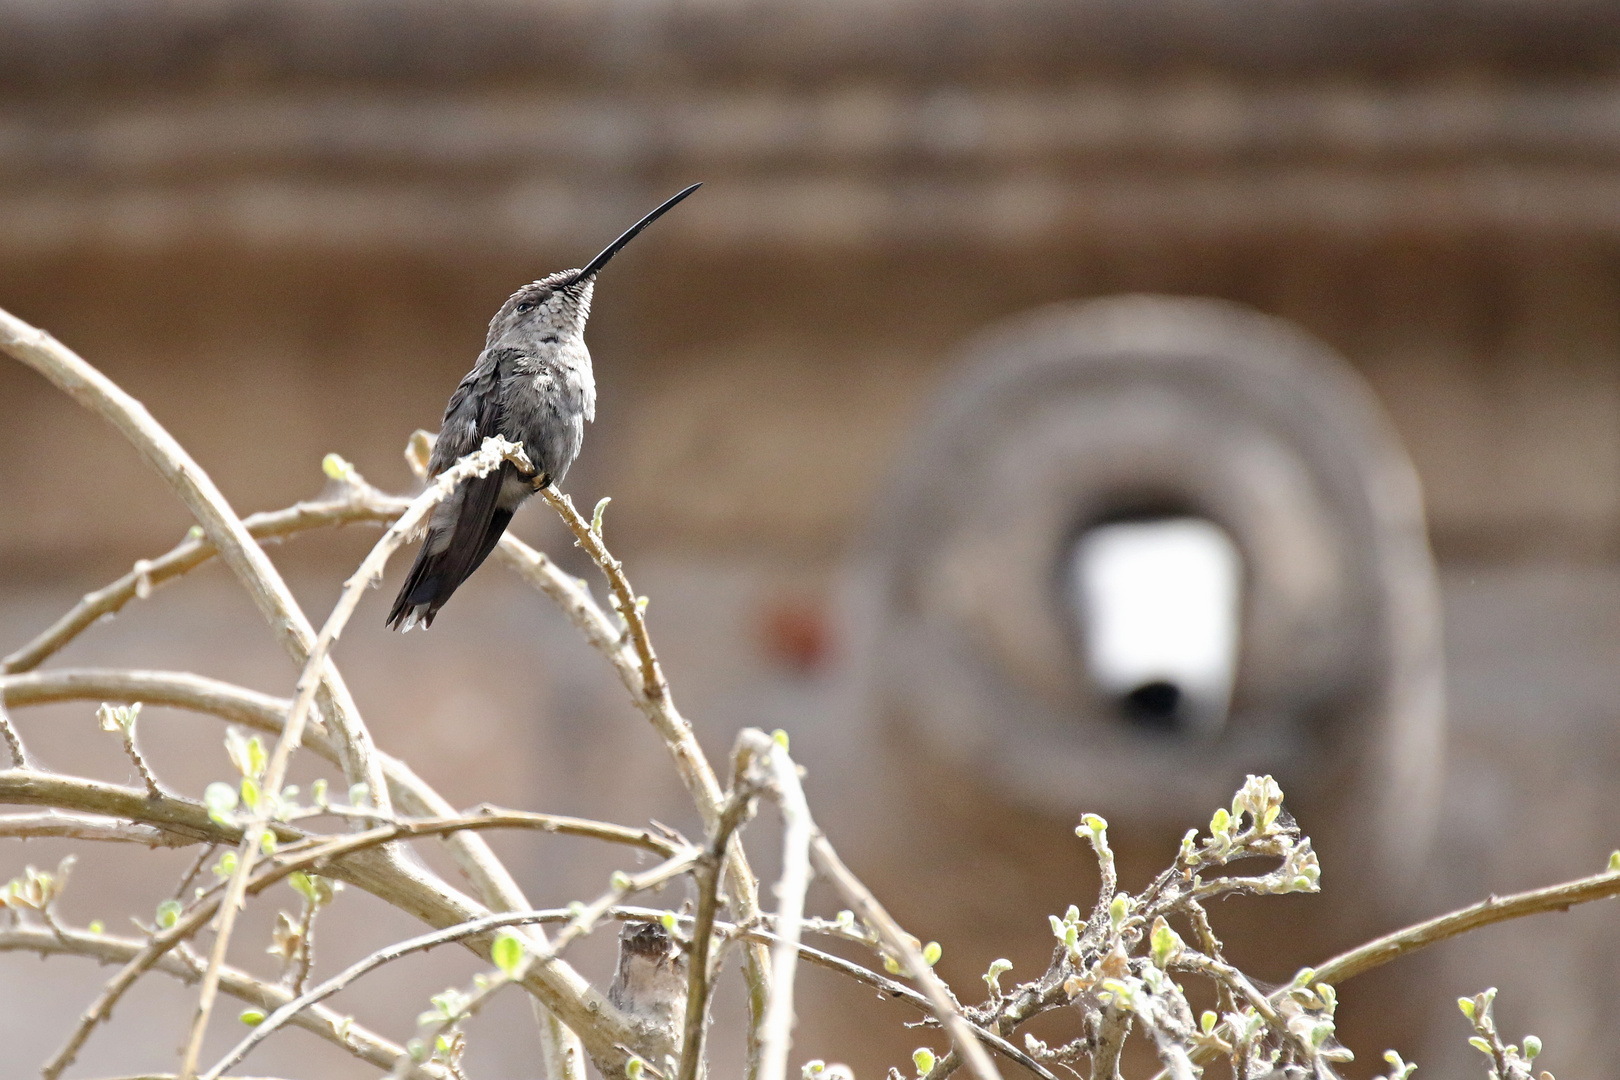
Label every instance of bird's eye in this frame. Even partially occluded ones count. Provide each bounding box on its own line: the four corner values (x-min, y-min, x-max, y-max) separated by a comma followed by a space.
515, 301, 535, 314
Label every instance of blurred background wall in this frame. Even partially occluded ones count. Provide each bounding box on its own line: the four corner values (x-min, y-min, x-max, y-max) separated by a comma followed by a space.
4, 1, 1620, 1077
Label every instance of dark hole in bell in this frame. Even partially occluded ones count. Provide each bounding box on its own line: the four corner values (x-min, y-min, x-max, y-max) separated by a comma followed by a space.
1120, 680, 1183, 733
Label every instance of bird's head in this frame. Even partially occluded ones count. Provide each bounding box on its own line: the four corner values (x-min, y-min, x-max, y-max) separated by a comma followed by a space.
485, 183, 701, 353
486, 273, 594, 351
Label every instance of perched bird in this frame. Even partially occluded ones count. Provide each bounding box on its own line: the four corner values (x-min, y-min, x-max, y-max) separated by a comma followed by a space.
387, 184, 701, 631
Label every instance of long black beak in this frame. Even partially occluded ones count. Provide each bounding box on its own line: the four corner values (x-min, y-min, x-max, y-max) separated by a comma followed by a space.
565, 183, 702, 287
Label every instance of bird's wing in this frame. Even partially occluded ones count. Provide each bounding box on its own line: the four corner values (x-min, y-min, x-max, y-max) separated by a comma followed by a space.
388, 349, 526, 629
427, 348, 516, 476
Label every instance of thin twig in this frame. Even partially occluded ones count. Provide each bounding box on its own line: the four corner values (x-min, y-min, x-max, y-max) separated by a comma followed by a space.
810, 835, 1003, 1080
1313, 863, 1620, 985
5, 768, 657, 1079
539, 488, 773, 1073
0, 812, 188, 846
114, 714, 163, 799
0, 695, 26, 767
0, 924, 435, 1075
1144, 862, 1620, 1080
541, 486, 666, 701
6, 578, 581, 1071
0, 302, 391, 821
209, 848, 701, 1080
2, 491, 407, 675
748, 732, 814, 1080
384, 852, 699, 1080
170, 845, 220, 905
678, 740, 765, 1080
179, 436, 536, 1079
285, 892, 320, 994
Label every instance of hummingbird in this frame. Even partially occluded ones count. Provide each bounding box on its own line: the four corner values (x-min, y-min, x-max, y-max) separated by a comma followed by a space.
387, 184, 701, 631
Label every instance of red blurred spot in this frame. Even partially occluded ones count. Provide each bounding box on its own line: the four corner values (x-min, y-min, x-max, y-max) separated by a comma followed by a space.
760, 599, 830, 673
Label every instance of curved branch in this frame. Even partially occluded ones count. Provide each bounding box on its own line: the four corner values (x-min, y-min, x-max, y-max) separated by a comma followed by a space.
0, 770, 652, 1078
0, 811, 191, 846
0, 303, 389, 812
1313, 863, 1620, 986
208, 849, 701, 1079
537, 489, 773, 1069
810, 834, 1002, 1080
181, 436, 534, 1077
1, 660, 614, 1072
2, 491, 407, 675
0, 924, 436, 1076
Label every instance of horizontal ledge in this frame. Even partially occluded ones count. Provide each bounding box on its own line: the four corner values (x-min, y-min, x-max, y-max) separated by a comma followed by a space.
8, 84, 1620, 182
7, 169, 1620, 255
0, 0, 1617, 85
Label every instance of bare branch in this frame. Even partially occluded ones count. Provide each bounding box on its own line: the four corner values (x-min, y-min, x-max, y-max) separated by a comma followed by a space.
0, 770, 651, 1079
810, 835, 1003, 1080
0, 924, 434, 1075
0, 303, 390, 817
0, 694, 26, 768
180, 435, 537, 1079
678, 742, 765, 1080
537, 488, 773, 1068
2, 491, 407, 676
0, 812, 190, 847
747, 732, 815, 1080
208, 848, 701, 1080
1314, 861, 1620, 986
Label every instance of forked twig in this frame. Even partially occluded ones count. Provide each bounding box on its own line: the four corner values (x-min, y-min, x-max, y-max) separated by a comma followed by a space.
207, 849, 701, 1079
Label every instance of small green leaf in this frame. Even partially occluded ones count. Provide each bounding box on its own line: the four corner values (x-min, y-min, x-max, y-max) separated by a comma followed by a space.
348, 782, 371, 809
289, 871, 318, 905
912, 1048, 936, 1076
921, 941, 942, 966
803, 1062, 827, 1080
1523, 1035, 1541, 1059
626, 1055, 646, 1080
772, 728, 790, 751
1608, 850, 1620, 872
260, 831, 278, 856
591, 496, 611, 537
1467, 1037, 1492, 1056
311, 778, 329, 807
1200, 1010, 1217, 1034
1150, 917, 1182, 967
610, 870, 632, 891
1457, 997, 1476, 1020
492, 930, 525, 977
1210, 807, 1231, 836
213, 851, 238, 879
661, 911, 678, 932
983, 958, 1012, 994
407, 1038, 428, 1063
239, 1009, 266, 1026
1108, 894, 1128, 930
188, 525, 205, 540
322, 453, 356, 482
155, 899, 182, 929
87, 919, 105, 934
240, 777, 261, 813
